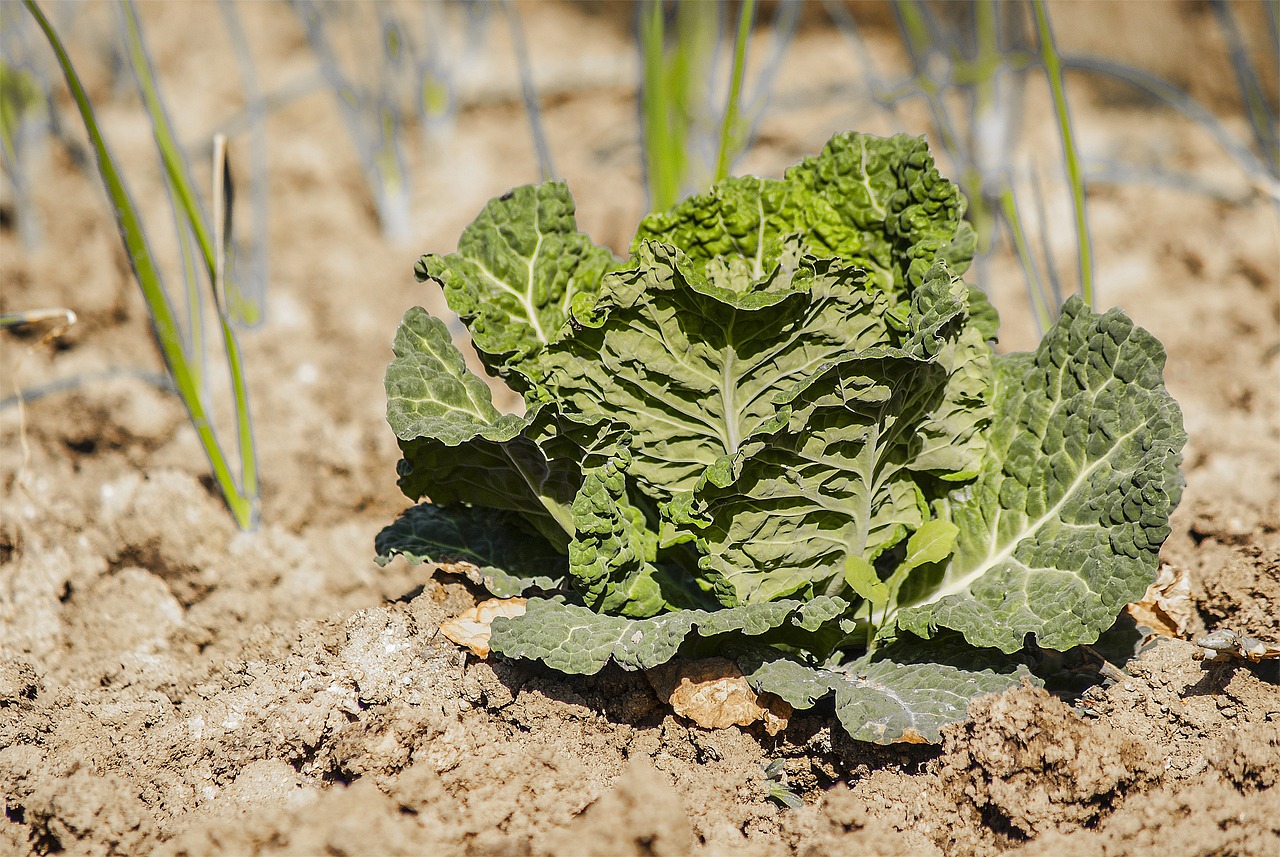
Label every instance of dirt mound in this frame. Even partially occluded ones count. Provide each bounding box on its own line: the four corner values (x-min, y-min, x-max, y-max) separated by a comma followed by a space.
939, 686, 1161, 843
541, 759, 696, 857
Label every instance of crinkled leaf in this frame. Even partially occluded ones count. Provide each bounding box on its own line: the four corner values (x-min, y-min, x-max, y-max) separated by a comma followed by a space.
635, 132, 975, 296
415, 182, 619, 383
896, 297, 1187, 653
739, 632, 1032, 744
374, 503, 569, 597
909, 308, 993, 480
385, 307, 580, 548
568, 452, 703, 617
489, 596, 846, 675
535, 243, 897, 505
691, 268, 981, 606
632, 175, 828, 283
386, 306, 511, 444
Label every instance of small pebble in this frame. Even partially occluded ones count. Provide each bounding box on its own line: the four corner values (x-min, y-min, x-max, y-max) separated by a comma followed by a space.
1222, 707, 1237, 718
1124, 682, 1135, 692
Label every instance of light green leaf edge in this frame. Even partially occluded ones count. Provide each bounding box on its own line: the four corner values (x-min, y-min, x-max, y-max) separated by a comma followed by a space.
634, 131, 976, 297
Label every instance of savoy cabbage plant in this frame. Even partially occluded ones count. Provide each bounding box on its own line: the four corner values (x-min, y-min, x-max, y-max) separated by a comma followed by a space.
376, 132, 1186, 744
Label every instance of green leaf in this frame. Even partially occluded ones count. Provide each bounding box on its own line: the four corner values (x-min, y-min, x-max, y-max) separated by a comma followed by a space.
489, 596, 845, 675
536, 243, 899, 506
896, 297, 1187, 653
374, 503, 569, 597
690, 267, 981, 606
386, 307, 508, 443
635, 132, 975, 297
902, 519, 960, 569
739, 632, 1032, 744
568, 452, 689, 617
415, 182, 619, 384
632, 175, 822, 281
906, 271, 994, 480
829, 657, 1026, 744
385, 307, 580, 547
843, 555, 888, 603
24, 0, 259, 530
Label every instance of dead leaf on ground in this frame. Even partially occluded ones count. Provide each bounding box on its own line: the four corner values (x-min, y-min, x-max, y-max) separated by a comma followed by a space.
1126, 564, 1193, 638
646, 657, 792, 736
438, 597, 527, 657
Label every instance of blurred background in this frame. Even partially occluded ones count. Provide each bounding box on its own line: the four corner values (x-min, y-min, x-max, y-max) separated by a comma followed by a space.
2, 0, 1277, 531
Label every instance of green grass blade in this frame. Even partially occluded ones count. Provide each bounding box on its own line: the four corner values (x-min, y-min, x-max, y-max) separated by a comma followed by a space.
1032, 0, 1093, 310
216, 0, 268, 326
118, 0, 215, 276
1029, 165, 1064, 312
714, 0, 756, 183
670, 0, 718, 192
891, 1, 963, 156
640, 0, 676, 210
999, 187, 1052, 335
23, 0, 256, 530
119, 0, 211, 376
1063, 54, 1279, 204
294, 0, 412, 240
174, 210, 206, 393
740, 0, 799, 145
212, 134, 259, 523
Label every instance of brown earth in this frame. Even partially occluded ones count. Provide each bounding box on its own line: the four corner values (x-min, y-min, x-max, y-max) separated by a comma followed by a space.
2, 3, 1278, 855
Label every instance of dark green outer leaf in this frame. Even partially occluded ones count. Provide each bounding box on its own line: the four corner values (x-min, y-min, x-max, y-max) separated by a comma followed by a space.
386, 307, 507, 444
384, 307, 579, 548
489, 596, 848, 675
830, 660, 1027, 744
739, 632, 1033, 744
374, 503, 568, 597
896, 297, 1187, 653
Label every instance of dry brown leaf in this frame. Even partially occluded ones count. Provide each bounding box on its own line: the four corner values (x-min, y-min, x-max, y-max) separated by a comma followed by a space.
438, 598, 527, 657
646, 657, 792, 736
1126, 564, 1193, 638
